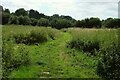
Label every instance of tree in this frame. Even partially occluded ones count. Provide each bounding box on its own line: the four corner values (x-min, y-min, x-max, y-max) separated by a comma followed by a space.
103, 18, 119, 28
18, 15, 24, 25
75, 20, 82, 27
76, 18, 101, 28
84, 18, 90, 28
51, 19, 73, 29
89, 17, 101, 28
2, 12, 10, 25
4, 8, 10, 14
15, 8, 28, 16
29, 9, 45, 19
80, 20, 87, 28
29, 9, 39, 19
18, 16, 31, 25
23, 16, 31, 25
8, 15, 19, 24
61, 15, 76, 22
30, 18, 38, 26
37, 18, 49, 27
52, 14, 59, 19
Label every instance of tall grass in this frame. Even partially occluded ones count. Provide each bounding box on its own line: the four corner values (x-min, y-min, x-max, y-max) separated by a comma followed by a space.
2, 25, 62, 44
67, 28, 119, 79
67, 28, 118, 55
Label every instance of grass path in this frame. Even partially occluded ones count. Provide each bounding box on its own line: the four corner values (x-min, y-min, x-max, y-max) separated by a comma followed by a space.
9, 32, 99, 78
9, 32, 73, 78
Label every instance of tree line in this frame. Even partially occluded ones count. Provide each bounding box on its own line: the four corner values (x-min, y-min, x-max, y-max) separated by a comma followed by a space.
1, 7, 120, 29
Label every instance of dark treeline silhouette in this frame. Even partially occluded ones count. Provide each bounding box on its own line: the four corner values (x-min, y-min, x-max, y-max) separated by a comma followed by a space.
1, 7, 120, 29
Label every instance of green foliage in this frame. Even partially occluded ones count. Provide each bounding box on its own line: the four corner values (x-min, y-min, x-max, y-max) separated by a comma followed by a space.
68, 39, 99, 54
97, 48, 120, 79
18, 16, 31, 25
4, 8, 10, 14
67, 28, 118, 55
1, 7, 120, 29
89, 17, 101, 28
18, 16, 24, 25
2, 25, 62, 78
97, 29, 120, 79
51, 14, 76, 22
75, 17, 101, 28
51, 19, 73, 29
102, 18, 120, 28
29, 9, 45, 19
2, 39, 31, 78
8, 15, 19, 24
97, 45, 120, 79
15, 8, 28, 16
37, 18, 49, 27
13, 30, 47, 45
75, 20, 82, 27
30, 18, 38, 26
2, 12, 10, 25
67, 28, 119, 79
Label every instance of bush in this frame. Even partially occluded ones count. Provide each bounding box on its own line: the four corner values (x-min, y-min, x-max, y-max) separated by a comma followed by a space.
89, 17, 101, 28
51, 19, 73, 29
24, 16, 31, 25
18, 16, 31, 25
102, 18, 119, 28
30, 18, 38, 26
75, 20, 82, 28
2, 39, 30, 78
13, 30, 48, 45
68, 38, 99, 55
97, 42, 120, 79
2, 12, 10, 25
97, 29, 120, 79
8, 15, 19, 24
75, 18, 101, 28
18, 15, 24, 25
37, 18, 49, 27
67, 29, 118, 56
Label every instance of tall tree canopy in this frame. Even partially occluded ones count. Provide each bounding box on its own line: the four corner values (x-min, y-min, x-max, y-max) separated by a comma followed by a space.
29, 9, 45, 19
15, 8, 28, 16
4, 8, 10, 14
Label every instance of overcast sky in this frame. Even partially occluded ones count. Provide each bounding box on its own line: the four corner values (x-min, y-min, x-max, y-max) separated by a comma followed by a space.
1, 0, 120, 20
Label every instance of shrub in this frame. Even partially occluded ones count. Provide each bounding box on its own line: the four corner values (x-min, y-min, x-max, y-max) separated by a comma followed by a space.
37, 18, 49, 27
102, 18, 119, 28
30, 18, 38, 26
18, 16, 31, 25
24, 16, 31, 25
75, 18, 101, 28
51, 19, 73, 29
75, 20, 82, 27
89, 17, 101, 28
68, 38, 99, 55
97, 29, 120, 79
18, 15, 24, 25
13, 30, 47, 45
8, 15, 19, 24
2, 39, 30, 78
97, 42, 120, 79
67, 29, 118, 56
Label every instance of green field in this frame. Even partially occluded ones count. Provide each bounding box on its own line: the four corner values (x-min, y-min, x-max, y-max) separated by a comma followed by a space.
2, 25, 120, 78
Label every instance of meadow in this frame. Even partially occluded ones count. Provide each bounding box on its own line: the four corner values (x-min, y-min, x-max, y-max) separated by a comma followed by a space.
2, 25, 120, 79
